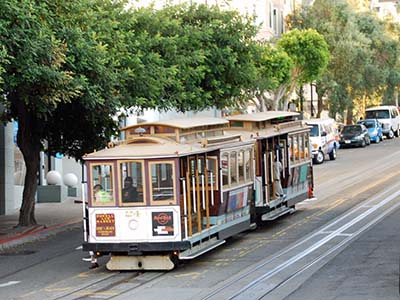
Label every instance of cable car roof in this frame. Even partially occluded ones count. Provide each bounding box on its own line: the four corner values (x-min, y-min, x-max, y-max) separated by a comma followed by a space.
84, 132, 252, 161
226, 111, 299, 122
121, 117, 228, 131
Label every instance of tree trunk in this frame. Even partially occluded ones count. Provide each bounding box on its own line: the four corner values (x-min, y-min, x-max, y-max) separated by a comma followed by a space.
273, 85, 287, 111
18, 155, 39, 226
15, 99, 41, 226
283, 81, 297, 111
346, 104, 353, 125
317, 94, 324, 118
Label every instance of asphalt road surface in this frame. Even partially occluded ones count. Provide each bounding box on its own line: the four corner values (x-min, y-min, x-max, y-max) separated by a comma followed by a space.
0, 137, 399, 300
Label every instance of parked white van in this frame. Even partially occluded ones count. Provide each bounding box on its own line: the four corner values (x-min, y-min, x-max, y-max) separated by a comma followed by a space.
305, 118, 340, 164
365, 106, 400, 139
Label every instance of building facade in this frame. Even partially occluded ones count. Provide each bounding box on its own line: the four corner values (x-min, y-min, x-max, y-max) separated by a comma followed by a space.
131, 0, 297, 40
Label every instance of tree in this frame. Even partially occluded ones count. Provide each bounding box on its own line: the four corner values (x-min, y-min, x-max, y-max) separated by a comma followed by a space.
149, 4, 259, 111
275, 29, 330, 111
0, 1, 260, 226
287, 0, 400, 122
0, 46, 7, 91
0, 0, 170, 226
248, 43, 293, 112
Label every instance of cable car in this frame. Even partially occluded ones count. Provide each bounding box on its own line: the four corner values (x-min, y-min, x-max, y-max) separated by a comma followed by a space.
81, 112, 314, 270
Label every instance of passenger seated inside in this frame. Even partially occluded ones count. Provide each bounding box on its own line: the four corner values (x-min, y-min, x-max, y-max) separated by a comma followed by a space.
122, 176, 139, 202
93, 184, 112, 203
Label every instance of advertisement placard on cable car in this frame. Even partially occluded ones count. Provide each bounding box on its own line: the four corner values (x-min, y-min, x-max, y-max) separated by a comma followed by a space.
88, 206, 181, 242
96, 213, 116, 237
227, 187, 249, 213
152, 211, 174, 236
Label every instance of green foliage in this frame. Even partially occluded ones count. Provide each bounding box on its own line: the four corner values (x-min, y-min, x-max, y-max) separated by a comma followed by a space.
277, 28, 330, 84
287, 0, 400, 120
0, 45, 8, 91
255, 44, 292, 91
126, 4, 259, 112
0, 1, 259, 159
247, 43, 292, 111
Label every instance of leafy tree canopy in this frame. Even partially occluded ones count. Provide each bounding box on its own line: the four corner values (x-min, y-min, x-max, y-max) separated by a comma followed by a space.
277, 28, 330, 85
287, 0, 400, 121
247, 43, 293, 112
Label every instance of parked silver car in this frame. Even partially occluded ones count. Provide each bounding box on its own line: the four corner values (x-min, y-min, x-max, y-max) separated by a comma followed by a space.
365, 106, 400, 139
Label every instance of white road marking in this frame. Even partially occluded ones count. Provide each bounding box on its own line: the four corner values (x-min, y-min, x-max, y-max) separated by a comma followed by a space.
203, 186, 400, 300
0, 281, 21, 288
229, 189, 400, 299
75, 245, 83, 250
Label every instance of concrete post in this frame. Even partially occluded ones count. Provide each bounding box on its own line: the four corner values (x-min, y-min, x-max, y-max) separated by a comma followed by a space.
0, 120, 15, 215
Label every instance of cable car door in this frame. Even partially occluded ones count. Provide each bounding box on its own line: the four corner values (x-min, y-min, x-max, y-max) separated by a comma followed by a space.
180, 155, 211, 236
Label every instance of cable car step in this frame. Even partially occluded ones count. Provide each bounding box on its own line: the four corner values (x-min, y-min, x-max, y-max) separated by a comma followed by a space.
261, 206, 296, 221
106, 254, 175, 271
179, 239, 226, 260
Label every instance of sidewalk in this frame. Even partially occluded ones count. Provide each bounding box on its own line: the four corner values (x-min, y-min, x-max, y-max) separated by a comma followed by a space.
0, 198, 83, 251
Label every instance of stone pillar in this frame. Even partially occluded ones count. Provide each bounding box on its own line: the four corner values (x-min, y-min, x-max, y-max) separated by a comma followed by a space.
0, 120, 15, 215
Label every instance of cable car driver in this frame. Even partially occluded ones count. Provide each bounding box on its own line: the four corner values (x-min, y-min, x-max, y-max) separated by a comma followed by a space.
122, 176, 139, 202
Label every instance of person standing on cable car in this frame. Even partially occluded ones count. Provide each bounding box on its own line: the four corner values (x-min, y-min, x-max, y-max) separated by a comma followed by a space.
273, 146, 286, 200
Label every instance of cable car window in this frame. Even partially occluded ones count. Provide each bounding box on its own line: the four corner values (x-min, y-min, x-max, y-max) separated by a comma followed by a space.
299, 135, 304, 160
206, 157, 218, 189
244, 149, 252, 181
150, 162, 175, 203
197, 158, 205, 174
221, 153, 229, 187
293, 135, 299, 162
289, 136, 294, 162
238, 151, 245, 183
91, 163, 115, 206
304, 133, 310, 159
119, 161, 144, 204
230, 152, 238, 185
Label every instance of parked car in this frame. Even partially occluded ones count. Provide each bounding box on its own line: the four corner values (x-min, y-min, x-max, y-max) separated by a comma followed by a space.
365, 105, 400, 139
339, 124, 370, 148
357, 119, 383, 143
305, 118, 340, 164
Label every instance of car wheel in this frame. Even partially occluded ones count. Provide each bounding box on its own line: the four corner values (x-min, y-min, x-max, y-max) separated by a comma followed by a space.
375, 135, 380, 143
313, 150, 324, 164
329, 147, 337, 160
388, 129, 395, 139
395, 127, 400, 137
366, 137, 371, 145
361, 139, 366, 147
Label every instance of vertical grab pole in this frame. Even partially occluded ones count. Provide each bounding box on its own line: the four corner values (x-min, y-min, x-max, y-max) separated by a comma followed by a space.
201, 174, 206, 210
205, 169, 210, 229
288, 140, 292, 177
181, 178, 188, 240
219, 155, 224, 204
81, 163, 88, 242
263, 153, 268, 204
192, 175, 197, 213
270, 152, 274, 201
210, 171, 214, 206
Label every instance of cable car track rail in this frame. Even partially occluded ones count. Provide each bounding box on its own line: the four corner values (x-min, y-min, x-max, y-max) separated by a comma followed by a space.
200, 184, 400, 300
48, 270, 165, 300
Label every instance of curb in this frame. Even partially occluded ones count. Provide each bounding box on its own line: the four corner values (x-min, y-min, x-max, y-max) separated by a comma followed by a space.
0, 217, 82, 251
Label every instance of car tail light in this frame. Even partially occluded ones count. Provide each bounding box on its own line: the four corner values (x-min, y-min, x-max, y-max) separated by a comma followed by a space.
308, 186, 314, 198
